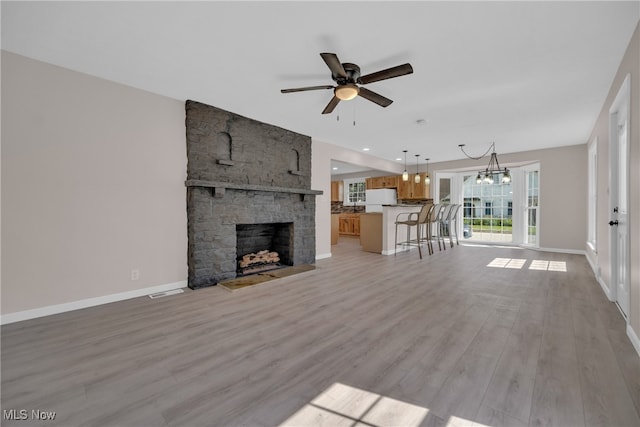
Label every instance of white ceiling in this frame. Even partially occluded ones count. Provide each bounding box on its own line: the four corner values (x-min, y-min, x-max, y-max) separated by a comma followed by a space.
2, 1, 638, 167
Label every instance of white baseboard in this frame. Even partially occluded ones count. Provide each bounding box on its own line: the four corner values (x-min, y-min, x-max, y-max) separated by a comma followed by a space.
627, 323, 640, 358
598, 276, 614, 301
537, 247, 586, 255
583, 249, 613, 301
585, 250, 598, 276
1, 280, 187, 325
382, 247, 416, 256
316, 252, 332, 260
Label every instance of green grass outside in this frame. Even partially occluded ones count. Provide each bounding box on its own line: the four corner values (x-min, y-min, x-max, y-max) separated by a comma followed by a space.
471, 225, 512, 234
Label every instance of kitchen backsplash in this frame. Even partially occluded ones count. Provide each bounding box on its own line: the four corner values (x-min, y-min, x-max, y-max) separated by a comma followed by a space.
331, 202, 365, 214
331, 200, 431, 213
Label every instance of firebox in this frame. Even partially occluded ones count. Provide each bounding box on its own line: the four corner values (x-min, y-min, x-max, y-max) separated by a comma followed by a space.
236, 223, 293, 275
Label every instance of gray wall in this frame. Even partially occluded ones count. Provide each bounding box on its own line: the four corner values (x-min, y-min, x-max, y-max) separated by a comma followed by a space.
1, 51, 188, 315
586, 22, 640, 342
426, 144, 588, 252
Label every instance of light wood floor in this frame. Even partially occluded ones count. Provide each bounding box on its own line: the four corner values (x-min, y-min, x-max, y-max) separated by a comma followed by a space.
2, 237, 639, 427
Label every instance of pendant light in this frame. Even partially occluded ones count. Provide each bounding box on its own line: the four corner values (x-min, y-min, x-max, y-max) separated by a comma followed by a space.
424, 158, 431, 185
414, 154, 421, 183
402, 150, 409, 181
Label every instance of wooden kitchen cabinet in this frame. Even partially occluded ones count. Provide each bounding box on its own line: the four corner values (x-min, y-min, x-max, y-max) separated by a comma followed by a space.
366, 175, 399, 189
338, 213, 360, 236
397, 173, 430, 200
331, 214, 339, 244
381, 175, 399, 188
331, 180, 343, 202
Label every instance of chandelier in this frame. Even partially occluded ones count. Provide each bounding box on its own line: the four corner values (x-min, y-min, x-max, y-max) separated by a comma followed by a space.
458, 142, 511, 184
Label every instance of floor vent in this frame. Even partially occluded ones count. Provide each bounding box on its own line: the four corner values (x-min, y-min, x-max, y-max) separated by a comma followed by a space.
148, 289, 184, 299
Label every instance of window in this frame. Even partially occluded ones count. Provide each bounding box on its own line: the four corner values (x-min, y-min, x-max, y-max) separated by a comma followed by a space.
507, 201, 513, 216
525, 169, 540, 246
343, 178, 366, 205
485, 201, 492, 216
464, 202, 473, 218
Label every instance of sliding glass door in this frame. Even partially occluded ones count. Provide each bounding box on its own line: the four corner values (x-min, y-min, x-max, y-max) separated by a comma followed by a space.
462, 172, 513, 243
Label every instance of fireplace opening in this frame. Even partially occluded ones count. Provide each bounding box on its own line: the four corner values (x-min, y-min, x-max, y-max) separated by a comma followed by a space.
236, 223, 293, 276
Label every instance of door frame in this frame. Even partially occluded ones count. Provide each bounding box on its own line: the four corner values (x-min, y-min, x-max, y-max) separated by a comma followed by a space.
433, 171, 461, 234
608, 74, 631, 320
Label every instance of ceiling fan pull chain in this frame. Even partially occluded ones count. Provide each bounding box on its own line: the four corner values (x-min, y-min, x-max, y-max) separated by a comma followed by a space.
353, 104, 356, 126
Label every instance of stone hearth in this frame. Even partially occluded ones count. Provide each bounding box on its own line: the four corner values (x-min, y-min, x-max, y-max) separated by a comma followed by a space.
185, 100, 321, 289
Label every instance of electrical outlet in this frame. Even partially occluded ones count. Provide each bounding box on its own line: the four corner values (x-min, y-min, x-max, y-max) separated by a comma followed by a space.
131, 269, 140, 281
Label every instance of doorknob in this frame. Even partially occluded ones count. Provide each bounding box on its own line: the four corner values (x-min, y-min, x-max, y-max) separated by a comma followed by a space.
609, 220, 619, 226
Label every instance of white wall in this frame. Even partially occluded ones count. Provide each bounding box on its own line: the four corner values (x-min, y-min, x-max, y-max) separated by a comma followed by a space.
1, 51, 188, 318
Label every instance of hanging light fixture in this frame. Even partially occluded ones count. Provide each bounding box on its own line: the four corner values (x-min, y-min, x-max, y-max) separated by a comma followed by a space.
402, 150, 409, 181
459, 142, 511, 184
414, 154, 421, 183
424, 158, 431, 185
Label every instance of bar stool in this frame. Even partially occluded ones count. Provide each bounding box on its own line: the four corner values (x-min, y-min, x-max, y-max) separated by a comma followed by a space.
438, 204, 454, 250
394, 203, 433, 259
449, 204, 461, 246
424, 204, 444, 255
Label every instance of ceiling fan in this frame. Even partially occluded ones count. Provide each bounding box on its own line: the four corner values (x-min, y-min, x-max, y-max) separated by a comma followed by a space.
281, 52, 413, 114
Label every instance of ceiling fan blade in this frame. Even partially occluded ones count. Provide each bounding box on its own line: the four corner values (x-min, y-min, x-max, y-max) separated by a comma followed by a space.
320, 53, 347, 79
358, 87, 393, 107
322, 96, 341, 114
357, 63, 413, 85
281, 85, 334, 93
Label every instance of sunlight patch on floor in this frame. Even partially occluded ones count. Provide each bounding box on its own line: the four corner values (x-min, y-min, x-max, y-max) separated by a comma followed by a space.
280, 382, 428, 427
487, 258, 567, 272
548, 261, 567, 272
487, 258, 526, 269
280, 382, 491, 427
529, 260, 567, 272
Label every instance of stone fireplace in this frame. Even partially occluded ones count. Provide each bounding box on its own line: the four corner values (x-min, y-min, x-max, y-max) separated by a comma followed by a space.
185, 100, 321, 289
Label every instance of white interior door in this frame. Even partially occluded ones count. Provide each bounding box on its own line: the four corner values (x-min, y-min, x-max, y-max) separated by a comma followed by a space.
610, 75, 630, 319
614, 119, 630, 318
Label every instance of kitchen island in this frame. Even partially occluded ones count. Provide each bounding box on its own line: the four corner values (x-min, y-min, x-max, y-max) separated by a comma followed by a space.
360, 204, 424, 255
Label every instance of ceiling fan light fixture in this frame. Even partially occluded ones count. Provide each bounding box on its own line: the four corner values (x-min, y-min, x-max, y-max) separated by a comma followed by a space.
335, 84, 359, 101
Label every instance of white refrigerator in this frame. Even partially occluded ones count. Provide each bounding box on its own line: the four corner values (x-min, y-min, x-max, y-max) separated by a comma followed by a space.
365, 189, 397, 212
